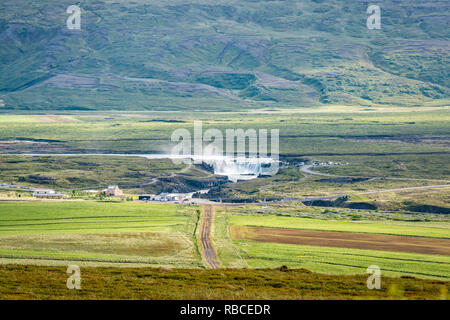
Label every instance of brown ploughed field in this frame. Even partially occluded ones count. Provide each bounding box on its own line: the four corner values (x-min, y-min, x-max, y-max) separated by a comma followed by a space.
230, 226, 450, 256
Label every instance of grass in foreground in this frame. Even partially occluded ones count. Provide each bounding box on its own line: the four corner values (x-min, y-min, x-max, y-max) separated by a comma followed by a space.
0, 265, 448, 300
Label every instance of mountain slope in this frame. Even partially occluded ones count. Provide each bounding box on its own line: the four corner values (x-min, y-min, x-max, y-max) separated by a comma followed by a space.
0, 0, 448, 111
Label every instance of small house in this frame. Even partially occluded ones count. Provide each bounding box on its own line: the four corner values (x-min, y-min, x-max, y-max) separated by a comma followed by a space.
102, 185, 123, 197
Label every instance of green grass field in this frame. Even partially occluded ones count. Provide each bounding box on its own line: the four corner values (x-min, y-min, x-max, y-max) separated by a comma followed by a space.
233, 240, 450, 280
229, 215, 450, 239
220, 206, 450, 280
0, 201, 202, 268
0, 200, 449, 299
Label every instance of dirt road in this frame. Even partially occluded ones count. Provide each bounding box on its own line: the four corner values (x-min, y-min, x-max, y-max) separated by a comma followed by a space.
199, 206, 220, 269
300, 165, 333, 176
358, 184, 450, 195
300, 164, 450, 183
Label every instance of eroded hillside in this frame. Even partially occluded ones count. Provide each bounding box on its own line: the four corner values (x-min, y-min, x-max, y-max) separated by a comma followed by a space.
0, 0, 449, 111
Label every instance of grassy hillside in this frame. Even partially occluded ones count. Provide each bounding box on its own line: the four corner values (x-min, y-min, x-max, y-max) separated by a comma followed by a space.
0, 154, 226, 194
0, 0, 448, 111
0, 155, 184, 190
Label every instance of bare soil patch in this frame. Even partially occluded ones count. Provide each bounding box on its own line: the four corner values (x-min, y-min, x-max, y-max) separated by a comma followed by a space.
230, 226, 450, 256
34, 116, 75, 123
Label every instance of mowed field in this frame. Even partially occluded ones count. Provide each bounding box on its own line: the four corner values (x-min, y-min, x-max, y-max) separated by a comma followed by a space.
0, 201, 202, 268
225, 212, 450, 280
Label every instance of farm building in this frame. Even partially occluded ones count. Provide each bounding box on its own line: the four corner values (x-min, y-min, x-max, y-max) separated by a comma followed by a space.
102, 185, 124, 197
32, 188, 66, 199
139, 193, 192, 202
138, 194, 156, 201
83, 190, 99, 195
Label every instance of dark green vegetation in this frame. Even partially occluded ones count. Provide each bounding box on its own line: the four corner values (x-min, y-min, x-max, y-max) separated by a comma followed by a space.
0, 0, 449, 112
0, 155, 182, 191
0, 155, 225, 194
347, 189, 450, 214
0, 265, 448, 300
226, 203, 450, 225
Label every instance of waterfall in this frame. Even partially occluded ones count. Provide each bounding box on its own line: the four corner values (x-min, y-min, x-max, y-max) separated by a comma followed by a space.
202, 157, 276, 182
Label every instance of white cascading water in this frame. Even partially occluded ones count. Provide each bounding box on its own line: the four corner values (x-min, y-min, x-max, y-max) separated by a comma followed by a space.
202, 157, 276, 182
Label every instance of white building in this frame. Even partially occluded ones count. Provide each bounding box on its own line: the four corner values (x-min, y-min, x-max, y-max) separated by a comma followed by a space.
32, 188, 65, 199
144, 193, 192, 202
84, 190, 99, 195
